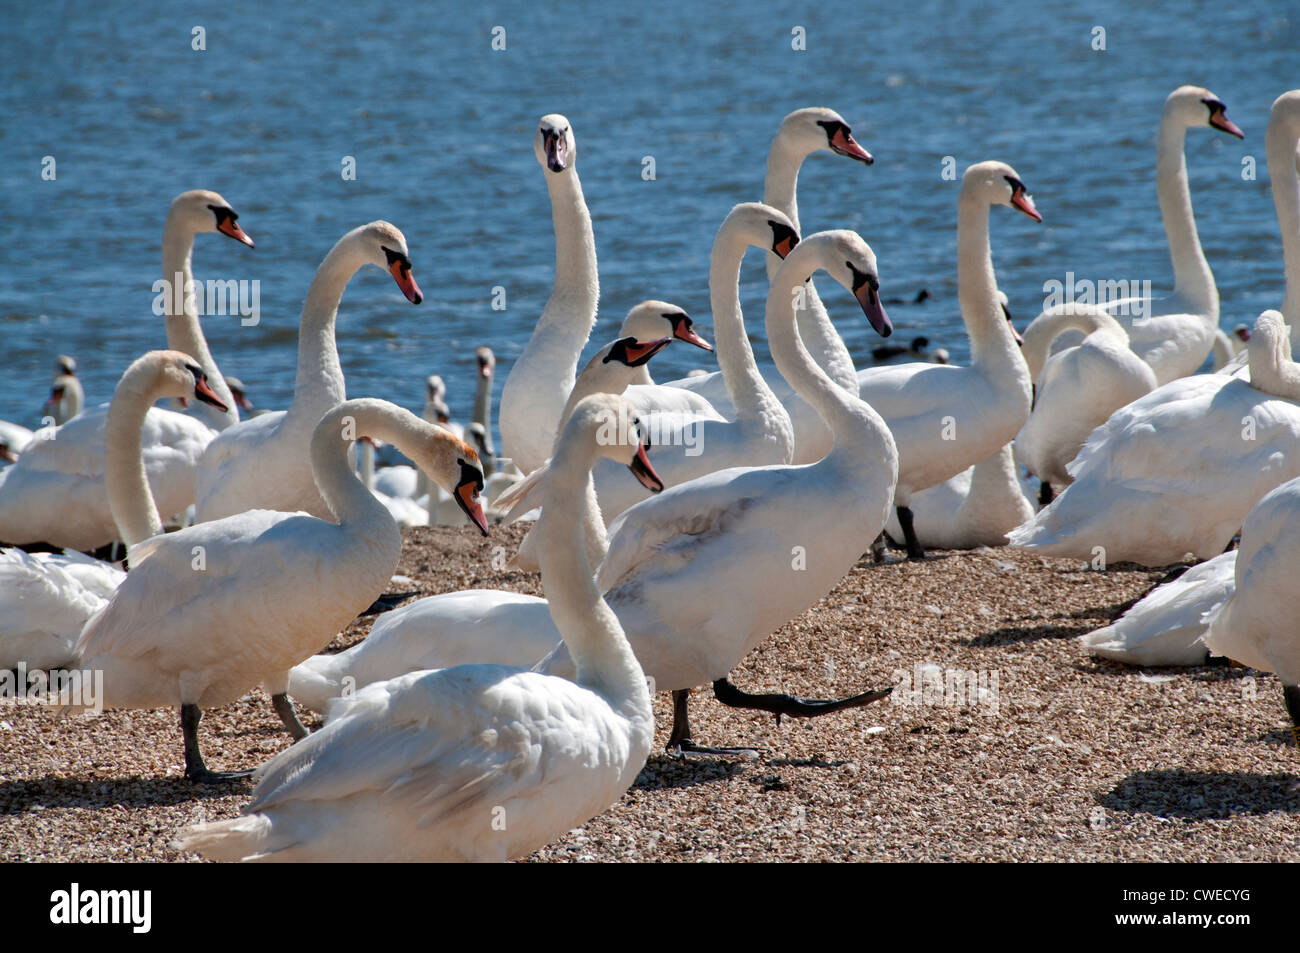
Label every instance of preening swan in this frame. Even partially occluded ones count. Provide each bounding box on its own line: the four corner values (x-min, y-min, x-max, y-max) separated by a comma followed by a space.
67, 398, 486, 783
1009, 311, 1300, 565
292, 231, 898, 756
1016, 307, 1157, 503
856, 161, 1040, 559
1202, 475, 1300, 744
175, 394, 658, 860
0, 351, 227, 671
1021, 86, 1244, 386
194, 222, 423, 523
500, 115, 599, 476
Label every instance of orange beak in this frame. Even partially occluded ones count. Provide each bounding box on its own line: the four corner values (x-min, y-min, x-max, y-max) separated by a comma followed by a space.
194, 375, 230, 412
456, 480, 490, 536
830, 127, 873, 165
390, 260, 423, 304
217, 217, 255, 248
1010, 188, 1042, 223
773, 234, 797, 259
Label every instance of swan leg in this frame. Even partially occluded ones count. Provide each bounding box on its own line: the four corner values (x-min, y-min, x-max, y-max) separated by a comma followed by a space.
271, 692, 310, 741
1038, 482, 1054, 507
869, 531, 890, 564
1283, 685, 1300, 747
665, 688, 762, 758
712, 677, 893, 725
896, 506, 925, 560
181, 704, 252, 784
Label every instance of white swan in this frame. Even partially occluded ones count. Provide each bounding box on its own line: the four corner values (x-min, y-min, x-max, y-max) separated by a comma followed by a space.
1021, 86, 1244, 386
1265, 90, 1300, 338
66, 397, 486, 782
174, 394, 657, 861
500, 115, 598, 476
881, 443, 1034, 550
359, 438, 427, 529
1016, 307, 1158, 503
660, 107, 874, 463
1009, 311, 1300, 565
0, 351, 229, 671
44, 372, 84, 425
194, 222, 423, 522
291, 231, 899, 755
0, 421, 33, 462
0, 190, 254, 550
856, 161, 1040, 558
1212, 325, 1251, 370
1202, 475, 1300, 741
1080, 553, 1235, 667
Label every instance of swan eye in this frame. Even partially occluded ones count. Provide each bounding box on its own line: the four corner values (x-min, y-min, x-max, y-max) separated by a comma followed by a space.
381, 245, 411, 270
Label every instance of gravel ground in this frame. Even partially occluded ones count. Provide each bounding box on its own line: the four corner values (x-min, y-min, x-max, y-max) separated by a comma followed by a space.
2, 523, 1297, 862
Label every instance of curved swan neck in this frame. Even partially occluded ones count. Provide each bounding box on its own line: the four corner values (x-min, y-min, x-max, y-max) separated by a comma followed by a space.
1156, 112, 1216, 312
293, 237, 371, 420
538, 438, 646, 705
711, 230, 783, 417
310, 401, 415, 534
104, 366, 167, 551
160, 211, 237, 427
1020, 308, 1126, 381
763, 136, 808, 251
1266, 110, 1300, 328
957, 193, 1022, 370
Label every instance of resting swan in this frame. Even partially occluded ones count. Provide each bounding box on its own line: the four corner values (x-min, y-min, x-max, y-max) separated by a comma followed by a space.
291, 231, 899, 756
0, 352, 230, 671
0, 191, 254, 550
1021, 86, 1244, 386
1008, 311, 1300, 565
1202, 475, 1300, 744
856, 161, 1041, 559
175, 394, 658, 861
1016, 307, 1158, 504
660, 107, 874, 463
194, 222, 423, 522
500, 115, 598, 476
66, 398, 487, 783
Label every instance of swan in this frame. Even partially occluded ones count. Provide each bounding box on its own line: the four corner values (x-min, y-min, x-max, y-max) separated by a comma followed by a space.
44, 371, 84, 425
660, 107, 873, 463
174, 394, 657, 860
1211, 325, 1251, 370
881, 442, 1034, 551
290, 231, 898, 755
194, 222, 423, 523
0, 190, 254, 550
620, 303, 724, 421
1079, 553, 1234, 667
359, 438, 427, 529
1016, 307, 1158, 504
0, 351, 229, 671
500, 115, 599, 476
527, 204, 802, 529
1021, 86, 1244, 386
1202, 475, 1300, 743
855, 161, 1040, 559
0, 421, 33, 462
1264, 90, 1300, 339
1009, 310, 1300, 565
65, 397, 487, 782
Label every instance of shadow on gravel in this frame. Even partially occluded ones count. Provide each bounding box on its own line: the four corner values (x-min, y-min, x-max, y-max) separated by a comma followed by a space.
0, 775, 247, 814
963, 599, 1136, 647
1100, 769, 1300, 820
633, 755, 747, 792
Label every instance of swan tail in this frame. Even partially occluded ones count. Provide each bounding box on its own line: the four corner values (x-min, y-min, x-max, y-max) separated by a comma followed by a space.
286, 655, 347, 714
493, 463, 549, 521
172, 813, 281, 862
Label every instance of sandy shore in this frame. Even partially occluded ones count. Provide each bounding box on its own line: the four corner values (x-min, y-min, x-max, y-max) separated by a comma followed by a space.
2, 523, 1296, 862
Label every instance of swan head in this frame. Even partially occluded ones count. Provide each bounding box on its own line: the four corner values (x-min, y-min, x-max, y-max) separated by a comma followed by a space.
777, 107, 873, 164
1232, 323, 1251, 344
566, 394, 664, 493
426, 374, 446, 401
352, 221, 422, 304
601, 335, 673, 369
418, 431, 489, 536
124, 350, 230, 413
963, 161, 1042, 223
169, 189, 255, 247
55, 354, 77, 376
1166, 86, 1244, 139
783, 229, 892, 338
476, 346, 496, 379
535, 114, 576, 173
722, 202, 800, 262
468, 421, 494, 459
620, 301, 713, 352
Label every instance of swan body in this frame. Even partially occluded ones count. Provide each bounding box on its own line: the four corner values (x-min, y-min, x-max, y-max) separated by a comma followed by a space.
1016, 308, 1158, 493
1009, 311, 1300, 565
176, 395, 656, 861
1081, 553, 1234, 666
1022, 87, 1244, 386
195, 222, 423, 522
0, 351, 228, 670
500, 115, 599, 476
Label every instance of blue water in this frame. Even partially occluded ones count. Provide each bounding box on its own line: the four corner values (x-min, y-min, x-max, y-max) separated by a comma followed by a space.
1, 1, 1295, 447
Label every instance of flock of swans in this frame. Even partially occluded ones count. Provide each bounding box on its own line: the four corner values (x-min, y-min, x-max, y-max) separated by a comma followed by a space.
2, 84, 1300, 862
